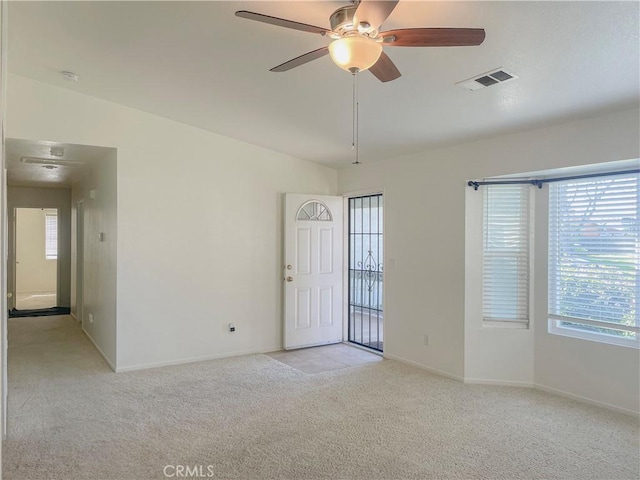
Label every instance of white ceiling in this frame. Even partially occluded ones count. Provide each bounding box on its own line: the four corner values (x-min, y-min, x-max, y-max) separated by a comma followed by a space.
7, 1, 640, 168
6, 139, 114, 188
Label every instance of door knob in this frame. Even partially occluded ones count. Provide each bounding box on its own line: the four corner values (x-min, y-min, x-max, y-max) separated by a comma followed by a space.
286, 265, 293, 270
286, 276, 293, 282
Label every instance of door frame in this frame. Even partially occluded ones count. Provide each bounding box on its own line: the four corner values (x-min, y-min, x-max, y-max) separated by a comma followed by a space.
283, 193, 344, 350
10, 206, 61, 310
342, 188, 385, 348
75, 200, 84, 324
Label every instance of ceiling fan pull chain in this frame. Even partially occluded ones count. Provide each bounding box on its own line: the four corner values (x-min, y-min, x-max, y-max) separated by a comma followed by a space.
353, 71, 361, 165
352, 72, 356, 152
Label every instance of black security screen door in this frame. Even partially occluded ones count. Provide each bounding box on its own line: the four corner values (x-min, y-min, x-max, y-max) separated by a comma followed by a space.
348, 194, 383, 351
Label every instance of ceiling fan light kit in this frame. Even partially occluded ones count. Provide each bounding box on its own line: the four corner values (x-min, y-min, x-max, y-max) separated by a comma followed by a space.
328, 35, 382, 73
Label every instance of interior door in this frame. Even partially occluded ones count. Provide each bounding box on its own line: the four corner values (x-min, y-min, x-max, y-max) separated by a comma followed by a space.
284, 194, 343, 349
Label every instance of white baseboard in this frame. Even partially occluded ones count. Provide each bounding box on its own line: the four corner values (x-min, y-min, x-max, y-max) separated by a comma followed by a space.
464, 378, 534, 388
116, 345, 283, 373
535, 383, 639, 417
70, 312, 78, 322
383, 353, 464, 382
82, 328, 116, 372
384, 357, 637, 416
103, 341, 639, 417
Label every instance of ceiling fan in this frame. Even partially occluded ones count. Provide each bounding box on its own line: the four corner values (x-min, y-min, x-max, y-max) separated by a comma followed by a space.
235, 0, 486, 82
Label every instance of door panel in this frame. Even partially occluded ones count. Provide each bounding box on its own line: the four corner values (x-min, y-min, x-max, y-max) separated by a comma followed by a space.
319, 228, 333, 274
296, 228, 311, 275
295, 288, 311, 329
319, 287, 333, 326
284, 194, 343, 349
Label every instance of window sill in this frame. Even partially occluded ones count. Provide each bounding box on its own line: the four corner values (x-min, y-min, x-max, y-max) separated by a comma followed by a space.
548, 319, 639, 349
482, 320, 529, 329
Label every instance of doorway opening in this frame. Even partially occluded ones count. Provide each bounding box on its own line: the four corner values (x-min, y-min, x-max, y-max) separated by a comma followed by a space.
348, 194, 384, 351
14, 207, 58, 312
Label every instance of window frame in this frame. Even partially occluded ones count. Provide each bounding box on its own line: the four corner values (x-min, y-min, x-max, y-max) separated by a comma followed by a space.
547, 172, 639, 349
481, 184, 534, 328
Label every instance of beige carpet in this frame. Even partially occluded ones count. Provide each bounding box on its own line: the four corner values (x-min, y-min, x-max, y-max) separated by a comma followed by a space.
3, 316, 639, 480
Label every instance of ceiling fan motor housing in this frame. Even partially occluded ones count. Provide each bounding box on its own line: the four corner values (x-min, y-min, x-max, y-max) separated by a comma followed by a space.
330, 5, 375, 36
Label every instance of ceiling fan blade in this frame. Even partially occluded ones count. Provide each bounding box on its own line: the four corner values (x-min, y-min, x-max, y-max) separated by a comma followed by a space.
270, 47, 330, 72
235, 10, 329, 35
382, 28, 486, 47
354, 0, 399, 30
369, 51, 401, 82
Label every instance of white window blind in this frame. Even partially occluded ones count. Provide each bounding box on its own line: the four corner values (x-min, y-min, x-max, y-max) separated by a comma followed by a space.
45, 213, 58, 260
549, 172, 639, 345
483, 184, 530, 323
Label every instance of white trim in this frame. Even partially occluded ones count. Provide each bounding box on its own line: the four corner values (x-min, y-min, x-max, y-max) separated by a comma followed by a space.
464, 378, 534, 388
535, 383, 639, 417
0, 0, 7, 440
548, 318, 639, 349
549, 314, 640, 334
116, 345, 282, 373
482, 320, 528, 329
383, 353, 464, 382
82, 328, 116, 372
69, 312, 78, 322
342, 197, 349, 343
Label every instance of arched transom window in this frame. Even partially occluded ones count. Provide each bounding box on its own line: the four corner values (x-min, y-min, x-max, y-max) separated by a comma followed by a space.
296, 200, 332, 221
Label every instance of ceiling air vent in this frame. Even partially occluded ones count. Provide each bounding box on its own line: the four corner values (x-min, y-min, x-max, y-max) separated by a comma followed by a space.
456, 68, 518, 91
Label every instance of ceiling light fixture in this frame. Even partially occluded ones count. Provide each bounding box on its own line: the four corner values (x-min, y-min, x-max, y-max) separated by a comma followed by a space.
61, 71, 80, 82
328, 35, 382, 73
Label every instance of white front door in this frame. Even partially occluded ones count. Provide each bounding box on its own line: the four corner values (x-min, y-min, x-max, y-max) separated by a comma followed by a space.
284, 194, 343, 349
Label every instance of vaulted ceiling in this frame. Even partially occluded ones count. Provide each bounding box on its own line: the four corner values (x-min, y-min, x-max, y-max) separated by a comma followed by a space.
7, 1, 640, 167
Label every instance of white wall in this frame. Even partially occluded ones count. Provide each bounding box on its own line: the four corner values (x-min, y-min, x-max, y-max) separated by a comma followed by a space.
339, 108, 640, 413
7, 187, 71, 308
15, 208, 57, 294
1, 0, 7, 439
71, 151, 117, 367
7, 74, 338, 371
532, 189, 640, 414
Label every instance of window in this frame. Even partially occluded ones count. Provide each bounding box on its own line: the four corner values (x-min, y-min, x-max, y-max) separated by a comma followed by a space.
296, 201, 332, 221
45, 213, 58, 260
549, 172, 639, 347
482, 185, 530, 325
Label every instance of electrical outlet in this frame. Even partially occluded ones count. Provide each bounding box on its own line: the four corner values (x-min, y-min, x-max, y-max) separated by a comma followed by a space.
229, 323, 236, 333
423, 334, 429, 346
88, 313, 94, 324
